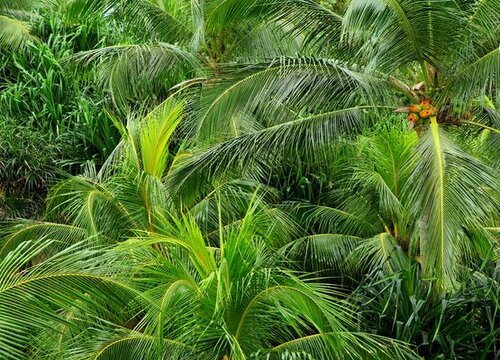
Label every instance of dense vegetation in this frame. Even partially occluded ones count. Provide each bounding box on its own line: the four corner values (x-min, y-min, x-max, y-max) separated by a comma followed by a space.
0, 0, 498, 359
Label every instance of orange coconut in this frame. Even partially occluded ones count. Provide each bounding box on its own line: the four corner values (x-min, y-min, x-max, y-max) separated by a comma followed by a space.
409, 104, 422, 113
420, 100, 431, 109
408, 113, 420, 123
419, 109, 431, 119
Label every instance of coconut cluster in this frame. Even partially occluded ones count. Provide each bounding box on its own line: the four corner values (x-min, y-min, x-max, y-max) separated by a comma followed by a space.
407, 100, 437, 126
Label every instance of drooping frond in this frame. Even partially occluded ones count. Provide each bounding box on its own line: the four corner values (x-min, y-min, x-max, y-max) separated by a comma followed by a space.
120, 0, 194, 43
69, 43, 200, 109
0, 241, 141, 360
187, 57, 387, 143
169, 107, 366, 193
46, 175, 140, 239
462, 0, 500, 52
0, 220, 86, 258
280, 234, 362, 273
348, 232, 408, 273
289, 202, 382, 238
0, 14, 35, 50
268, 332, 419, 359
407, 118, 499, 290
204, 0, 344, 51
342, 0, 462, 72
443, 47, 500, 111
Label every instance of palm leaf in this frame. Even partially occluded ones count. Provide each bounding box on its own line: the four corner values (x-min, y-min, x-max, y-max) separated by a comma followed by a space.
343, 0, 462, 73
188, 57, 385, 143
0, 241, 142, 360
348, 232, 408, 273
0, 220, 86, 258
407, 118, 499, 290
169, 107, 366, 193
0, 14, 35, 50
69, 43, 200, 109
140, 99, 184, 178
443, 47, 500, 111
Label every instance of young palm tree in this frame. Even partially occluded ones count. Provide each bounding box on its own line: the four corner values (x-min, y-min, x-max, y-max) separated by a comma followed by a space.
0, 201, 420, 359
0, 99, 290, 254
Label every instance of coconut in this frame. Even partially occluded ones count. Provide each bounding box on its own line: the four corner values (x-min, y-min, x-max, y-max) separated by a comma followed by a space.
408, 113, 420, 123
429, 106, 437, 116
409, 104, 422, 113
420, 100, 431, 109
419, 109, 431, 119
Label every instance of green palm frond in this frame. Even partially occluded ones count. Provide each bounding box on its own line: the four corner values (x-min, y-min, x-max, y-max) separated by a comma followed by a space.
0, 14, 35, 50
121, 0, 194, 43
407, 118, 499, 290
0, 220, 86, 258
293, 202, 382, 238
443, 47, 500, 111
348, 232, 408, 273
268, 332, 419, 359
351, 127, 417, 226
169, 107, 366, 193
463, 0, 500, 51
189, 57, 386, 143
139, 99, 184, 178
46, 175, 140, 239
91, 333, 190, 360
342, 0, 462, 73
69, 43, 201, 109
0, 241, 142, 360
281, 234, 362, 273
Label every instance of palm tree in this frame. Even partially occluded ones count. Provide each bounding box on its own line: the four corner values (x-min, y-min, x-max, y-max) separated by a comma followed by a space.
160, 0, 499, 292
281, 122, 499, 291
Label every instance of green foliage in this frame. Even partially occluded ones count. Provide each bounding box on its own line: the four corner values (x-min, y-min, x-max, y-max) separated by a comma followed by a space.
0, 118, 72, 218
0, 0, 499, 359
352, 264, 499, 359
0, 207, 419, 360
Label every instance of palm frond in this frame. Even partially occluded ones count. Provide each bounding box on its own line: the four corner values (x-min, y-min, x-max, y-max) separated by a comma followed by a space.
443, 47, 500, 111
140, 99, 184, 178
169, 107, 366, 193
268, 332, 419, 359
121, 0, 193, 43
463, 0, 500, 51
0, 220, 86, 258
0, 14, 35, 50
189, 57, 386, 143
0, 241, 141, 360
205, 0, 344, 51
69, 43, 200, 109
343, 0, 462, 72
348, 232, 408, 273
280, 234, 362, 273
407, 119, 499, 290
291, 202, 382, 238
